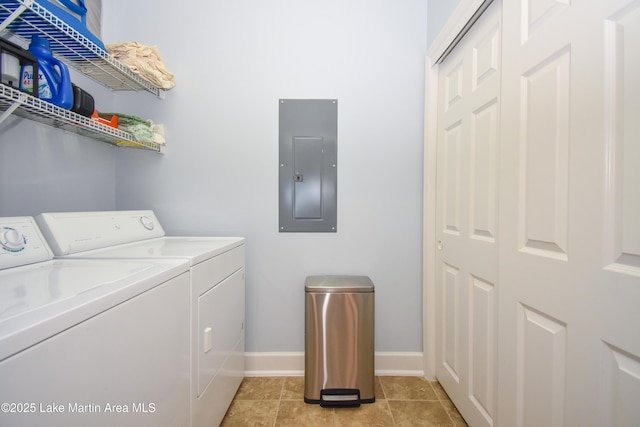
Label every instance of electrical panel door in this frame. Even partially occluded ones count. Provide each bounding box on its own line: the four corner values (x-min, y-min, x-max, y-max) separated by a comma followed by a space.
279, 99, 337, 232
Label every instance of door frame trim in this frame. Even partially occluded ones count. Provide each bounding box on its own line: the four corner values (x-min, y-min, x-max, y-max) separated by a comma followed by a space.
422, 0, 492, 380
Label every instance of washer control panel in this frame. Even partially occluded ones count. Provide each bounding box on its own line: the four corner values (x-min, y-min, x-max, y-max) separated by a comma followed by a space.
0, 217, 53, 270
0, 226, 26, 252
36, 211, 165, 256
140, 215, 155, 230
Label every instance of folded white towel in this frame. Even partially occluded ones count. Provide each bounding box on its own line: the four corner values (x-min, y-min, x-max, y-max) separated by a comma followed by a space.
107, 42, 176, 89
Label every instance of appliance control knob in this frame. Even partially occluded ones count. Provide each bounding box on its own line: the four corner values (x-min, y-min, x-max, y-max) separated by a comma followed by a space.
140, 216, 155, 231
0, 227, 26, 252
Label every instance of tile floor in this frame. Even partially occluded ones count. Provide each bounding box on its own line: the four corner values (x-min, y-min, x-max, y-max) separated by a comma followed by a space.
220, 376, 468, 427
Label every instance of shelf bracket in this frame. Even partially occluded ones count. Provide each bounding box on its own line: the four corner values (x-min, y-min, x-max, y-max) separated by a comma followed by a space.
0, 95, 26, 125
0, 0, 30, 32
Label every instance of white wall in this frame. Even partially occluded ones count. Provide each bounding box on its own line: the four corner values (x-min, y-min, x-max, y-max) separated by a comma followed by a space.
427, 0, 463, 47
103, 0, 428, 353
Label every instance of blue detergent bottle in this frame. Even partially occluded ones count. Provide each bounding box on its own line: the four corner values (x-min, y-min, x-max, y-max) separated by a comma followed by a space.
19, 35, 73, 109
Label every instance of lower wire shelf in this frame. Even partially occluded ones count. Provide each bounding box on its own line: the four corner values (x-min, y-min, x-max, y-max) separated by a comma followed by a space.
0, 83, 164, 153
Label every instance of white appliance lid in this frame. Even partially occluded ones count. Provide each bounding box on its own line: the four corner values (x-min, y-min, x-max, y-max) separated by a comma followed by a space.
55, 236, 245, 265
0, 257, 189, 361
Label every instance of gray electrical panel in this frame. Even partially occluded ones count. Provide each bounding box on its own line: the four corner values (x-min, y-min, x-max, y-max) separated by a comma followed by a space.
279, 99, 337, 232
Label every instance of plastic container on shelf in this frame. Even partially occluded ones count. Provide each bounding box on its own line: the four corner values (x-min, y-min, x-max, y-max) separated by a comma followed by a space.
19, 35, 73, 109
36, 0, 106, 50
91, 110, 118, 128
1, 37, 36, 90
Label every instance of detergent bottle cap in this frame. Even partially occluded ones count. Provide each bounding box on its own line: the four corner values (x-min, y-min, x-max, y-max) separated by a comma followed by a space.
29, 35, 51, 51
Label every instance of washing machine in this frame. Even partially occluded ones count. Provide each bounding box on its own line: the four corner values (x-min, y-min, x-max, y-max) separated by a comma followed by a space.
35, 210, 246, 427
0, 216, 191, 427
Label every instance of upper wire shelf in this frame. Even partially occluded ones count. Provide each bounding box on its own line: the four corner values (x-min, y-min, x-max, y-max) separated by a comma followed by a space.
0, 0, 164, 97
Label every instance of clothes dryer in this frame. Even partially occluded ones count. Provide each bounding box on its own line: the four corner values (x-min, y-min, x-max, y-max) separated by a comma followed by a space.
36, 210, 246, 427
0, 216, 190, 427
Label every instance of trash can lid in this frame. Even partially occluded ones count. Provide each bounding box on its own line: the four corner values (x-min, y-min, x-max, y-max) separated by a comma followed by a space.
305, 275, 374, 293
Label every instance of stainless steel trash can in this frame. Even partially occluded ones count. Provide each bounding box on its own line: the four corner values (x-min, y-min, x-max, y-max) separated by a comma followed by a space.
304, 275, 375, 407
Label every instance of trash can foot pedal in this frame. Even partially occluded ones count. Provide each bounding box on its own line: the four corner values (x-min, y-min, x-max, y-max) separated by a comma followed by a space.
319, 388, 361, 408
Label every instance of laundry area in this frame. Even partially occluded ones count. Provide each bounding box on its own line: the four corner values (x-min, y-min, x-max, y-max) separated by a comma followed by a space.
0, 0, 425, 426
2, 0, 640, 426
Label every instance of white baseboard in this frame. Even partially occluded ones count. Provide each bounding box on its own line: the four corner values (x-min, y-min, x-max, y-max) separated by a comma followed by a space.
374, 352, 424, 376
244, 352, 424, 377
244, 352, 305, 377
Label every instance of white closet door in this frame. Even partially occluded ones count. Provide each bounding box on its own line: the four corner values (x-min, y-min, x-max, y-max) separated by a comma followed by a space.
434, 1, 501, 426
498, 0, 640, 426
